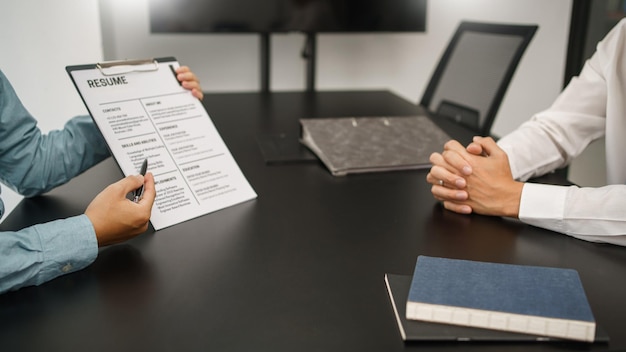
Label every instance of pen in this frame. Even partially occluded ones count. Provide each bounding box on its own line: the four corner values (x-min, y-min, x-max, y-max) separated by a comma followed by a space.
133, 158, 148, 203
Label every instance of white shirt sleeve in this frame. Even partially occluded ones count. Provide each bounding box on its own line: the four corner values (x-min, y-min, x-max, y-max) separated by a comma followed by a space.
519, 183, 626, 246
498, 19, 626, 246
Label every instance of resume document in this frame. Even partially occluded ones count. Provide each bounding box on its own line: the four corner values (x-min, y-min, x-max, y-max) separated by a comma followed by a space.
67, 58, 257, 230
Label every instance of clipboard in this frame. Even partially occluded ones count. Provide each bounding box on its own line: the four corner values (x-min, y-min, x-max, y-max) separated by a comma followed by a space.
66, 57, 257, 230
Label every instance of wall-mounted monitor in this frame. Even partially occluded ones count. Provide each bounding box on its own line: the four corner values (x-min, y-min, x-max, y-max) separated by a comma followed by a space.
149, 0, 427, 34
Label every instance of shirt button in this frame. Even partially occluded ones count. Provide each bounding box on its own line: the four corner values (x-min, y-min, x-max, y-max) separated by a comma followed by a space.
62, 264, 73, 273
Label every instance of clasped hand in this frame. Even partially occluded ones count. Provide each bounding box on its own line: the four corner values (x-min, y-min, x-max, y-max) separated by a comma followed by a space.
426, 136, 524, 218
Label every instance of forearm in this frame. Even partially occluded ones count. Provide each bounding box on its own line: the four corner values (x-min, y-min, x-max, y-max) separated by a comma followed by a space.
498, 50, 606, 182
498, 112, 604, 182
1, 115, 110, 196
0, 214, 98, 294
0, 70, 109, 196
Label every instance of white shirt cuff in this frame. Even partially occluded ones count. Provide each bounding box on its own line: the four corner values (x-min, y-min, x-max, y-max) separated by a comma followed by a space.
518, 183, 568, 232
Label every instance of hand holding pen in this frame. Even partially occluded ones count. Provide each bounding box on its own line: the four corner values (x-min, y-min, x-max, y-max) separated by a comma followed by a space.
84, 158, 156, 247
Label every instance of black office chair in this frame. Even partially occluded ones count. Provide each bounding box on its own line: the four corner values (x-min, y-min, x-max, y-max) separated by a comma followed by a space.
420, 21, 538, 136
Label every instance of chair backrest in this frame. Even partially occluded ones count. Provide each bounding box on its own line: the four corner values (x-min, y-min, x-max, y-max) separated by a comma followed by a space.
420, 21, 538, 136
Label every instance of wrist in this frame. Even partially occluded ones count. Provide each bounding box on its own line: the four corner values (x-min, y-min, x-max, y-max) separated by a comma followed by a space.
504, 181, 524, 218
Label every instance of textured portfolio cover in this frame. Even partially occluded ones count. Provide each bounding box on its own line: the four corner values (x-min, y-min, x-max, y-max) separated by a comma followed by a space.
300, 116, 450, 176
406, 256, 596, 342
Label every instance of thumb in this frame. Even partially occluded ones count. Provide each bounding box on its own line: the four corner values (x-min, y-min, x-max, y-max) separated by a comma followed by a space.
474, 136, 500, 157
467, 136, 484, 156
137, 173, 156, 205
118, 174, 144, 194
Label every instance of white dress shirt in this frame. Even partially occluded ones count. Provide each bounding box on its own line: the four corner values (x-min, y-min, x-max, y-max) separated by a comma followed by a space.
497, 18, 626, 246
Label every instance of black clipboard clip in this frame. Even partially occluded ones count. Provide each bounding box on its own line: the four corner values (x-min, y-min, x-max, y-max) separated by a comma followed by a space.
96, 58, 159, 76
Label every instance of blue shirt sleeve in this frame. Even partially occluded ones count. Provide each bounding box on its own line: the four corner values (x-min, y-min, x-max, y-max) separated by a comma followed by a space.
0, 69, 110, 197
0, 214, 98, 294
0, 69, 107, 293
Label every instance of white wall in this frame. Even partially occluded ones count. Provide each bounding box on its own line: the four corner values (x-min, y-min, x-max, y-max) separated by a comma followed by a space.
0, 0, 103, 132
0, 0, 571, 137
4, 0, 600, 186
100, 0, 572, 138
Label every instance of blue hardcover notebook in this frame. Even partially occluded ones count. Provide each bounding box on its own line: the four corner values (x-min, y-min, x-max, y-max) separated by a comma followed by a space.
407, 256, 596, 342
385, 274, 609, 343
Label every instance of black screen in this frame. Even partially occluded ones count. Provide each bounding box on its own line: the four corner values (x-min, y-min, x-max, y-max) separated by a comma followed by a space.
149, 0, 427, 33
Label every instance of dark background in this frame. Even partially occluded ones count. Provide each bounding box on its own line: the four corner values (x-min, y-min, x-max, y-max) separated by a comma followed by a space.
149, 0, 427, 33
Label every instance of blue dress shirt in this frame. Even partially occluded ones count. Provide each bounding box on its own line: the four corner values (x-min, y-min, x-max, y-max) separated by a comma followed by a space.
0, 69, 110, 294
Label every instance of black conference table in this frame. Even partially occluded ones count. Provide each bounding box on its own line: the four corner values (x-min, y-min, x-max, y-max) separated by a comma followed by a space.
1, 91, 624, 351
